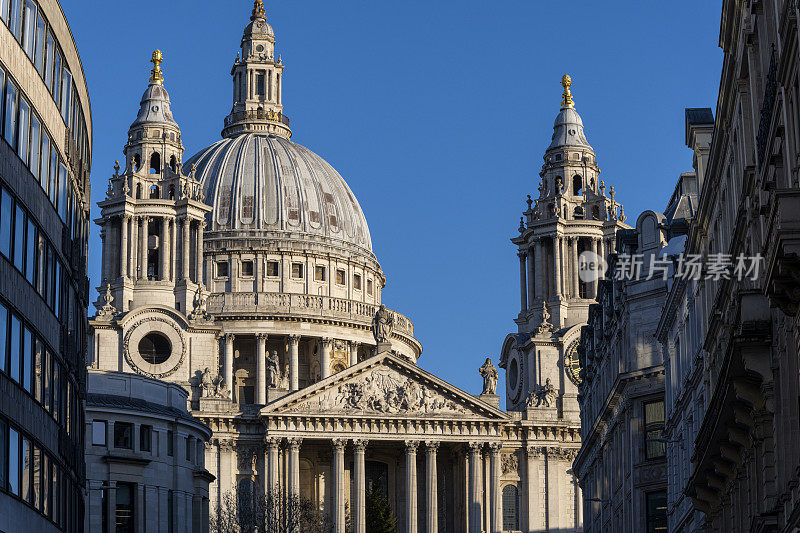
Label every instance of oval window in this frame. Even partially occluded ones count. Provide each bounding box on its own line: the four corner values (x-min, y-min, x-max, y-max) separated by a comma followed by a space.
509, 358, 519, 389
139, 333, 172, 365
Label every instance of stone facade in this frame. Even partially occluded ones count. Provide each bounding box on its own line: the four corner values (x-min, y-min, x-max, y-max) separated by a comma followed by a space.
84, 371, 214, 533
0, 0, 92, 532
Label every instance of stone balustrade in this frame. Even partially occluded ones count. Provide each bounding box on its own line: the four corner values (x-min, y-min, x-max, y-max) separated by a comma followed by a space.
206, 292, 415, 336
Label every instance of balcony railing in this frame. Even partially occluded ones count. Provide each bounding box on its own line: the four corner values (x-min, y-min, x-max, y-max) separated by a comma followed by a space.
224, 109, 290, 127
206, 292, 414, 337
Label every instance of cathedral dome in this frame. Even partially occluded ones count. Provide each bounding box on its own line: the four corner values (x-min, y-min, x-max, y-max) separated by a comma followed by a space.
185, 133, 373, 252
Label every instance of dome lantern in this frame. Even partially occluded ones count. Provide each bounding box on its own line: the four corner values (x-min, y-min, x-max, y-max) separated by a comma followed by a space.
223, 1, 291, 139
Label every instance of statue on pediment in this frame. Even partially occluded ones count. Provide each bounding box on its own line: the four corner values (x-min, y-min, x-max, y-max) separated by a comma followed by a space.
479, 358, 498, 395
372, 305, 394, 344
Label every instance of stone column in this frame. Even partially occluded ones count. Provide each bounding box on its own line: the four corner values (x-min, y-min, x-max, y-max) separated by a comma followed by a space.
224, 334, 235, 395
572, 237, 580, 297
170, 217, 177, 281
182, 218, 190, 281
405, 441, 419, 533
489, 443, 502, 533
354, 439, 367, 533
288, 438, 301, 497
553, 235, 561, 297
160, 217, 169, 281
590, 238, 598, 298
196, 220, 204, 283
266, 437, 280, 493
321, 338, 332, 380
332, 439, 346, 533
119, 215, 129, 279
518, 251, 528, 313
598, 238, 606, 279
425, 441, 439, 533
535, 240, 544, 301
130, 217, 138, 279
105, 481, 117, 533
349, 341, 360, 367
288, 335, 300, 391
468, 442, 483, 533
526, 445, 540, 531
100, 225, 108, 281
527, 244, 536, 306
256, 333, 267, 404
140, 216, 149, 280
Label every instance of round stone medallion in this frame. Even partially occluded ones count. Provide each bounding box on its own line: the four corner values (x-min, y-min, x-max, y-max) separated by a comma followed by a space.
123, 315, 186, 378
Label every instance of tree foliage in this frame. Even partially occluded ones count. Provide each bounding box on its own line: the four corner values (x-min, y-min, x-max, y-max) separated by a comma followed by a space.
210, 487, 332, 533
365, 486, 398, 533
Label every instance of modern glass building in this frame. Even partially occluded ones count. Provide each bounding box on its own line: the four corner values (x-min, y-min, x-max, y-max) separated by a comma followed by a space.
0, 0, 92, 532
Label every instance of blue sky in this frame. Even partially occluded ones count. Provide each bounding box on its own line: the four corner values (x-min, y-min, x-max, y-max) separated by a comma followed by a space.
65, 1, 723, 404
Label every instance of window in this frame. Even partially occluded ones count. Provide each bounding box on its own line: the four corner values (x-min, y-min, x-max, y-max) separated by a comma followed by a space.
140, 425, 152, 452
13, 203, 24, 270
21, 436, 30, 502
185, 437, 192, 461
367, 278, 373, 295
34, 11, 44, 74
8, 427, 19, 495
22, 326, 31, 392
10, 313, 20, 383
138, 333, 171, 365
241, 260, 254, 277
22, 1, 35, 58
8, 0, 21, 40
150, 151, 161, 174
256, 72, 265, 98
25, 218, 35, 284
314, 265, 326, 281
353, 273, 362, 290
0, 419, 5, 489
113, 422, 133, 449
30, 113, 40, 180
60, 69, 71, 124
5, 80, 18, 148
91, 421, 107, 446
167, 430, 174, 456
291, 263, 303, 279
214, 260, 228, 278
0, 302, 6, 374
502, 485, 520, 531
645, 491, 667, 533
116, 482, 135, 532
0, 187, 11, 258
266, 261, 279, 277
644, 400, 666, 459
336, 269, 346, 286
18, 96, 29, 163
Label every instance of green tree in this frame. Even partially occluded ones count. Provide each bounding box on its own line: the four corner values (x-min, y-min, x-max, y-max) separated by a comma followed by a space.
365, 486, 398, 533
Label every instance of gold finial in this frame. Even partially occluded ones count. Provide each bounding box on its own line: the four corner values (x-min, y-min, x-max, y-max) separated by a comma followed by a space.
251, 0, 266, 20
561, 74, 574, 109
149, 50, 164, 85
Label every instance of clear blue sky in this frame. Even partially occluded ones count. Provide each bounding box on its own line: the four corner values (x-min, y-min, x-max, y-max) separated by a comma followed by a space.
65, 1, 722, 404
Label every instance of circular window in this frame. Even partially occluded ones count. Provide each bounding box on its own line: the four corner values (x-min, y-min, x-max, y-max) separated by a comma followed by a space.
138, 333, 172, 365
509, 358, 519, 390
256, 44, 265, 52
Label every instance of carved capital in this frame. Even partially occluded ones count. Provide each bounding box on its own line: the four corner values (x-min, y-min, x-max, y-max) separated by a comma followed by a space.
467, 441, 484, 454
405, 440, 420, 454
352, 439, 368, 452
287, 335, 301, 345
265, 437, 281, 450
488, 442, 502, 454
526, 444, 545, 459
256, 333, 268, 342
424, 441, 440, 453
518, 250, 528, 261
332, 438, 346, 451
225, 333, 236, 343
287, 438, 302, 450
321, 337, 333, 349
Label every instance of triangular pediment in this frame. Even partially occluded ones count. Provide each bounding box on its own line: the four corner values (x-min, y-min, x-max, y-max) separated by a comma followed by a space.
262, 353, 508, 420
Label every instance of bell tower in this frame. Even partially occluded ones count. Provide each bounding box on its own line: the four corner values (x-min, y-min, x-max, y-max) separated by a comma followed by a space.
222, 0, 291, 139
500, 76, 630, 413
95, 51, 211, 315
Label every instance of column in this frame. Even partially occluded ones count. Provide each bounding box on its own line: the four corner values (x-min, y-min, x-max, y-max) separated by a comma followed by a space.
526, 445, 539, 531
527, 244, 536, 306
599, 238, 606, 279
266, 437, 280, 494
321, 338, 332, 379
535, 240, 544, 300
288, 335, 300, 391
489, 443, 501, 533
224, 334, 235, 395
100, 226, 108, 281
468, 443, 483, 533
182, 218, 190, 281
196, 220, 204, 283
332, 439, 346, 533
572, 237, 580, 297
160, 217, 169, 281
349, 341, 360, 367
119, 215, 129, 279
288, 438, 301, 496
170, 217, 177, 281
256, 333, 267, 404
405, 442, 419, 533
130, 216, 138, 279
425, 441, 439, 533
140, 216, 149, 280
354, 439, 367, 533
590, 238, 598, 298
518, 251, 528, 313
136, 484, 145, 533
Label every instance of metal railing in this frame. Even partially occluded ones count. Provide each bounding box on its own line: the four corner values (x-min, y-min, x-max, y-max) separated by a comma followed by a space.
224, 109, 290, 127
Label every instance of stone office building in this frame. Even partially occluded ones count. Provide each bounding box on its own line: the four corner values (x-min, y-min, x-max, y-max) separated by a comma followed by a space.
0, 0, 92, 532
86, 2, 585, 532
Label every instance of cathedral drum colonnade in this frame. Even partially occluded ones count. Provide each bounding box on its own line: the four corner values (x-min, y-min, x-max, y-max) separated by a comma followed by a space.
88, 2, 590, 531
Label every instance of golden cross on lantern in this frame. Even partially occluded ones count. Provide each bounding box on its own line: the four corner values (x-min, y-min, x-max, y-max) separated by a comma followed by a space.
149, 50, 164, 85
561, 74, 574, 109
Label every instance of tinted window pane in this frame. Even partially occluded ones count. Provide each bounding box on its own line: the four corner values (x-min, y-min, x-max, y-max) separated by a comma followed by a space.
40, 130, 50, 192
0, 0, 8, 23
43, 349, 50, 411
8, 0, 21, 40
0, 187, 11, 258
0, 302, 6, 374
53, 260, 60, 317
44, 32, 54, 91
4, 81, 18, 148
22, 0, 35, 58
51, 50, 60, 101
10, 314, 20, 383
29, 113, 40, 179
32, 445, 40, 508
113, 423, 132, 449
34, 12, 44, 73
60, 69, 71, 123
34, 338, 42, 402
92, 421, 106, 446
52, 362, 59, 422
17, 97, 29, 162
13, 204, 24, 270
48, 139, 57, 205
21, 436, 30, 502
58, 163, 67, 220
8, 428, 19, 495
25, 218, 35, 283
42, 453, 49, 515
0, 419, 5, 488
22, 326, 31, 392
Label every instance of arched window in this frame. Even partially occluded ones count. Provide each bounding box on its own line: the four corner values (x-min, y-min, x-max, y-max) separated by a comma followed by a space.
574, 206, 584, 219
135, 184, 142, 199
169, 184, 175, 200
150, 152, 161, 174
170, 155, 177, 173
592, 205, 601, 220
502, 485, 520, 531
149, 185, 159, 199
132, 154, 141, 172
573, 175, 583, 196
